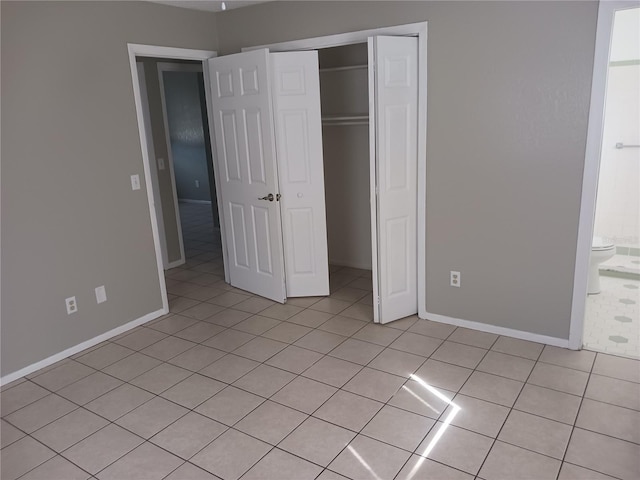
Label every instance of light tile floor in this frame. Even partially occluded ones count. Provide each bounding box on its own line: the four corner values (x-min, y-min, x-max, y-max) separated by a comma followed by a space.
2, 203, 640, 480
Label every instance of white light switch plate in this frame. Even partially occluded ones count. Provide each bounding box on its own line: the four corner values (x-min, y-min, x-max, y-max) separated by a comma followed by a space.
130, 174, 141, 191
95, 285, 107, 304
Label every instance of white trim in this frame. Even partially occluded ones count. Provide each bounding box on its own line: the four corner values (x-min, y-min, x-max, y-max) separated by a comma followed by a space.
425, 312, 569, 349
0, 308, 166, 386
568, 1, 637, 350
167, 258, 186, 269
368, 37, 380, 323
179, 198, 213, 205
127, 44, 218, 309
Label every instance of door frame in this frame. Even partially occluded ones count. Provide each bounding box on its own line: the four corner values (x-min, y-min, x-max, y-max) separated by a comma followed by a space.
244, 22, 428, 319
568, 1, 637, 349
156, 62, 206, 269
127, 44, 221, 315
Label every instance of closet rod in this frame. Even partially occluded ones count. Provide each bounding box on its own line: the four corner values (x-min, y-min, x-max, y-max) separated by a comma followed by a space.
319, 64, 368, 73
322, 114, 368, 122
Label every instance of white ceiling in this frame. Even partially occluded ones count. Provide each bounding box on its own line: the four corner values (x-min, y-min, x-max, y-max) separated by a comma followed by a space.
149, 1, 269, 13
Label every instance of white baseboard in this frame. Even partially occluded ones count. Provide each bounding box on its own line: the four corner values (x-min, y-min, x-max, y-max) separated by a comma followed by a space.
329, 259, 373, 271
166, 258, 186, 270
0, 308, 167, 386
424, 311, 570, 349
178, 198, 212, 205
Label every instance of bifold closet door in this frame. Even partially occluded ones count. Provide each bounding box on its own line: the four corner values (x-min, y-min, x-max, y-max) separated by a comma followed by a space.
369, 36, 419, 324
207, 49, 287, 303
271, 51, 330, 297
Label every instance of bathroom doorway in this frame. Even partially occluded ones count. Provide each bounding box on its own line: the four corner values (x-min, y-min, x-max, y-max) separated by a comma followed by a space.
583, 6, 639, 359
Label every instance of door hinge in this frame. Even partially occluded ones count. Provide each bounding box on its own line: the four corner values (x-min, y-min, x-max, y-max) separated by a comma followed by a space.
276, 193, 281, 201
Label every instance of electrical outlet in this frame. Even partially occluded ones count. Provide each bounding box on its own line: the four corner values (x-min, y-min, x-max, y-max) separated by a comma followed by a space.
130, 174, 141, 191
95, 285, 107, 304
157, 157, 165, 170
450, 271, 461, 287
195, 180, 200, 188
66, 296, 78, 314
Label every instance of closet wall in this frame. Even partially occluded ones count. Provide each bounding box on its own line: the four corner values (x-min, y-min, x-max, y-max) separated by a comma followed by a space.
319, 43, 372, 270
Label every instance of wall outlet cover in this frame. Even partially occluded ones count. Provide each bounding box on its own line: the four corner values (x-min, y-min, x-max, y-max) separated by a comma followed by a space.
65, 296, 78, 314
130, 174, 141, 191
450, 271, 461, 287
95, 285, 107, 304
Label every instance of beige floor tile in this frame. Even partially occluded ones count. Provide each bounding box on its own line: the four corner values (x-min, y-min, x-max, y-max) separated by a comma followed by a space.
479, 441, 561, 480
32, 407, 108, 452
565, 428, 640, 480
592, 354, 640, 383
444, 394, 509, 437
0, 436, 55, 480
195, 386, 264, 426
169, 296, 200, 313
330, 286, 369, 303
62, 424, 144, 475
168, 344, 226, 371
448, 327, 498, 349
294, 330, 347, 354
160, 374, 225, 409
235, 400, 307, 444
150, 411, 227, 459
232, 315, 281, 335
190, 429, 271, 480
514, 383, 582, 424
329, 338, 384, 365
261, 321, 312, 343
115, 396, 188, 439
0, 381, 49, 416
265, 345, 324, 374
413, 359, 473, 392
397, 455, 474, 479
368, 348, 426, 378
232, 296, 276, 314
314, 390, 383, 431
173, 321, 225, 343
84, 383, 154, 421
585, 374, 640, 411
431, 341, 487, 369
460, 371, 524, 407
30, 361, 96, 392
316, 469, 351, 480
491, 336, 544, 360
271, 376, 337, 414
203, 328, 255, 352
362, 404, 435, 451
390, 331, 443, 357
74, 343, 134, 370
386, 315, 419, 331
328, 434, 410, 480
129, 363, 192, 394
343, 367, 406, 402
164, 462, 220, 480
340, 303, 374, 322
286, 296, 323, 308
147, 313, 198, 333
101, 352, 162, 381
477, 351, 536, 381
0, 419, 25, 449
179, 302, 225, 321
233, 364, 296, 397
207, 292, 250, 308
302, 355, 362, 387
57, 371, 122, 405
499, 410, 572, 459
140, 336, 197, 361
96, 442, 183, 480
287, 308, 334, 327
319, 316, 367, 337
242, 448, 323, 480
353, 323, 403, 346
280, 417, 356, 466
112, 328, 167, 351
539, 345, 596, 372
5, 393, 76, 433
259, 303, 304, 320
232, 336, 287, 362
528, 362, 589, 396
19, 455, 90, 480
558, 462, 620, 479
388, 378, 453, 419
198, 353, 259, 383
408, 319, 457, 340
576, 398, 640, 444
204, 308, 252, 328
309, 298, 352, 315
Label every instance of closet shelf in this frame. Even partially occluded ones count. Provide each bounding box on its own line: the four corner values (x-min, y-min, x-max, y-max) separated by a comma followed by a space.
322, 114, 369, 126
319, 64, 368, 73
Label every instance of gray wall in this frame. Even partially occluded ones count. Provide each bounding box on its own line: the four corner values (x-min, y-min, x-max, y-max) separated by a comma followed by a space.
217, 1, 598, 339
1, 1, 218, 376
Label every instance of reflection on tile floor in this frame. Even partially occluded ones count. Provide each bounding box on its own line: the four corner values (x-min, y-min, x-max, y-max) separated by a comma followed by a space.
2, 202, 640, 480
584, 274, 640, 360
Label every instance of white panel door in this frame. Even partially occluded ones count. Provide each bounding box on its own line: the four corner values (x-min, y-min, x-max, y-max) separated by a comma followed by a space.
271, 51, 330, 297
208, 49, 287, 302
369, 36, 419, 323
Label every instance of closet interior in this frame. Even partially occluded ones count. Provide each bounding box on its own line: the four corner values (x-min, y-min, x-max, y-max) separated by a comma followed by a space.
318, 43, 373, 290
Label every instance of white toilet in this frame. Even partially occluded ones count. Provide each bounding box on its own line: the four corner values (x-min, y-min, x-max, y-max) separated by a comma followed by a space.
588, 236, 616, 294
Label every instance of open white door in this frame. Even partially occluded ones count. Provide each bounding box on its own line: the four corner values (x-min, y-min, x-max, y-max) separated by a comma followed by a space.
271, 51, 330, 297
208, 49, 287, 303
369, 36, 419, 324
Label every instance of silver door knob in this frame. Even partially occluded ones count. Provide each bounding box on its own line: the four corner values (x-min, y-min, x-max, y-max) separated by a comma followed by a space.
259, 193, 274, 201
